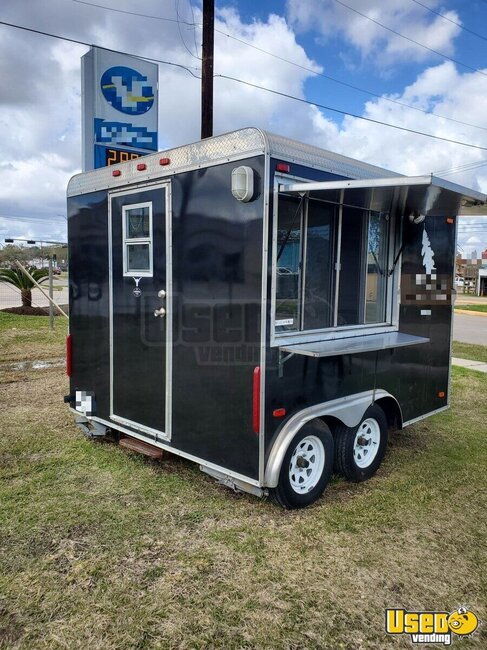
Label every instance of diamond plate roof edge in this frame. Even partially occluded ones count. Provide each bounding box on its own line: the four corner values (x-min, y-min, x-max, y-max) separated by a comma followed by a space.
67, 127, 400, 197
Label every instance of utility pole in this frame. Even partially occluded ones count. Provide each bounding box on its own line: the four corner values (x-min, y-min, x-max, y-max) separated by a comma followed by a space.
201, 0, 214, 139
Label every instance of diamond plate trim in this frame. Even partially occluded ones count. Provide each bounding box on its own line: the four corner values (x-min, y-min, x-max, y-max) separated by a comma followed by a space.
67, 127, 399, 197
265, 132, 400, 180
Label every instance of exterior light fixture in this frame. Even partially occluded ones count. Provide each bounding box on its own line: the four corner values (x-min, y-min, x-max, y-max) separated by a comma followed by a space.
231, 165, 254, 202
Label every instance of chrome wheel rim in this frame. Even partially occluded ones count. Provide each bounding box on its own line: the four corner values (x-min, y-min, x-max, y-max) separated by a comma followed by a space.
289, 435, 325, 494
353, 418, 381, 468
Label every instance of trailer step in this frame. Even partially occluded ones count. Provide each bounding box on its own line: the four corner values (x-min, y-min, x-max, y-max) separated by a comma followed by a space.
119, 436, 163, 460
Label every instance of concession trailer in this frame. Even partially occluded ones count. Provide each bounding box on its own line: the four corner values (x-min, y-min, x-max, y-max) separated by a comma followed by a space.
65, 127, 485, 508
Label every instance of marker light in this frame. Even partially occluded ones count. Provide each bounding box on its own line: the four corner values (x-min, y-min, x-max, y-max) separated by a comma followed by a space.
252, 367, 261, 434
112, 170, 121, 177
273, 408, 286, 418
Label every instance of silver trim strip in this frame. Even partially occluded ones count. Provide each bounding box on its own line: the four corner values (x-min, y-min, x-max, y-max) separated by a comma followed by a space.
258, 150, 271, 485
402, 405, 449, 427
70, 409, 261, 488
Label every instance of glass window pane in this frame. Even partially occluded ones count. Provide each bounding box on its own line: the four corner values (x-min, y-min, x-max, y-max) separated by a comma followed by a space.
126, 206, 150, 239
303, 200, 335, 330
365, 212, 389, 323
127, 243, 150, 271
338, 208, 366, 326
275, 196, 302, 332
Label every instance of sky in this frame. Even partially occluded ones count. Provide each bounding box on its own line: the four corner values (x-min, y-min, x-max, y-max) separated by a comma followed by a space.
1, 0, 487, 255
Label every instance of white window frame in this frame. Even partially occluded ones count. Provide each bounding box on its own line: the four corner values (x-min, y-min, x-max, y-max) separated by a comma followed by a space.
271, 176, 401, 347
122, 201, 153, 277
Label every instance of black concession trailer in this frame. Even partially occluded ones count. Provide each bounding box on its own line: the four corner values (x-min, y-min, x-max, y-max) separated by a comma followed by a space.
65, 128, 485, 508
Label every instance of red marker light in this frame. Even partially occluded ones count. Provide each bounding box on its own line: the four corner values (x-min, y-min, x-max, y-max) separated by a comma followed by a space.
438, 391, 446, 398
446, 217, 455, 224
159, 157, 171, 166
66, 334, 73, 377
112, 169, 121, 177
276, 163, 290, 173
252, 366, 261, 434
137, 163, 147, 171
273, 408, 286, 418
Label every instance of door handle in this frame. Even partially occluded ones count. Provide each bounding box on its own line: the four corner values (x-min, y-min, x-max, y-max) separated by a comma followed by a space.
154, 307, 166, 318
158, 289, 166, 299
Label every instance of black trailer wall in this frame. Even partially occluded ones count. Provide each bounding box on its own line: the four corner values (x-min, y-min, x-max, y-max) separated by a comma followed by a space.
68, 157, 265, 480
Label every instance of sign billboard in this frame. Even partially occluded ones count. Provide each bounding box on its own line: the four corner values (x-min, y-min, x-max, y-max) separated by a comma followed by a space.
81, 48, 158, 171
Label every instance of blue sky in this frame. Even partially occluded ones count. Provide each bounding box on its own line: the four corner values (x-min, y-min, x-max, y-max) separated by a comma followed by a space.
0, 0, 486, 253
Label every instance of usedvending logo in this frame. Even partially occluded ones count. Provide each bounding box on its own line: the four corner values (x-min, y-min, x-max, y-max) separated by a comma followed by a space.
386, 607, 479, 645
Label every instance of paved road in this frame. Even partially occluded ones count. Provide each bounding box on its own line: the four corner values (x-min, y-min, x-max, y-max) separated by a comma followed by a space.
0, 282, 69, 309
453, 313, 487, 345
2, 279, 486, 346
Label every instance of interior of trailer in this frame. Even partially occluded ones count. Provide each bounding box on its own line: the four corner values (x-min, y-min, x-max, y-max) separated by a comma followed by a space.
271, 175, 483, 356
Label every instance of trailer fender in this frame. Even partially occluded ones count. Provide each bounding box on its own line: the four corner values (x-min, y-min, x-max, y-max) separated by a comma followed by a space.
264, 389, 401, 488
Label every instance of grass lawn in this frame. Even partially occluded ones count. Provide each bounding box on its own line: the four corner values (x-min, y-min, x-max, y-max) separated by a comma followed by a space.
452, 341, 487, 364
0, 312, 67, 364
0, 315, 486, 648
455, 304, 487, 313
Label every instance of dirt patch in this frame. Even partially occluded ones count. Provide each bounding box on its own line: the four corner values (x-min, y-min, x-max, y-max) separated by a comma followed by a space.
1, 305, 68, 316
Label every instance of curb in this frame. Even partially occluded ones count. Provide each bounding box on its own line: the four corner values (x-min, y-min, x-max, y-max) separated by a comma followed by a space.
454, 308, 487, 317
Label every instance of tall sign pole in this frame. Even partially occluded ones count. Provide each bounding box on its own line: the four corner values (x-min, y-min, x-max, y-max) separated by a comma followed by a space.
201, 0, 214, 139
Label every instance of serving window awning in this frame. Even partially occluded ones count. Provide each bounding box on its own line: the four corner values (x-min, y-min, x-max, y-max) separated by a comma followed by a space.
278, 174, 486, 217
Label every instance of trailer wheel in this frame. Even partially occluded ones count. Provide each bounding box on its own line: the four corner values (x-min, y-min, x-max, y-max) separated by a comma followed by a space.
334, 404, 388, 482
270, 420, 334, 509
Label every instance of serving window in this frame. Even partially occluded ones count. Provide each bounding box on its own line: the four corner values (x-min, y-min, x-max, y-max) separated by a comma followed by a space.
273, 189, 394, 339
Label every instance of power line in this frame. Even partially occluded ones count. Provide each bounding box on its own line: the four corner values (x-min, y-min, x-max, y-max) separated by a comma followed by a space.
72, 0, 487, 131
0, 214, 68, 224
0, 19, 201, 78
175, 0, 201, 61
4, 14, 487, 153
69, 0, 487, 134
434, 159, 487, 176
332, 0, 487, 78
216, 74, 487, 152
409, 0, 487, 43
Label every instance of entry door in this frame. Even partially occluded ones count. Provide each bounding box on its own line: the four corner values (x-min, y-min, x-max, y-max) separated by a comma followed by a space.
109, 184, 171, 440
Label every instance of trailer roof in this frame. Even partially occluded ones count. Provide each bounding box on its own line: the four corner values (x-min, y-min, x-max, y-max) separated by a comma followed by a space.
67, 128, 484, 207
68, 127, 400, 197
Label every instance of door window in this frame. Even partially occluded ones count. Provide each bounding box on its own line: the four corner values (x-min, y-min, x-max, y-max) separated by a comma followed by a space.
122, 203, 153, 276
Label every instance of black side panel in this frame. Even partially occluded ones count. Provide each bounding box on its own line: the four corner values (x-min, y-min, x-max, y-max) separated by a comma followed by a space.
68, 191, 110, 416
170, 157, 264, 479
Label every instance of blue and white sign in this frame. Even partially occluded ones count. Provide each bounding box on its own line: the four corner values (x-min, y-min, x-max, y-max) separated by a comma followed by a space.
82, 48, 158, 171
100, 66, 155, 115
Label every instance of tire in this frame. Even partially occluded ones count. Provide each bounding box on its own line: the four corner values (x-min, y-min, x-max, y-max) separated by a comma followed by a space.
269, 419, 334, 509
334, 404, 388, 482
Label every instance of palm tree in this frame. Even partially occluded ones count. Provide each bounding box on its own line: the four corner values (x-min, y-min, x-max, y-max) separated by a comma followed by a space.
0, 267, 49, 307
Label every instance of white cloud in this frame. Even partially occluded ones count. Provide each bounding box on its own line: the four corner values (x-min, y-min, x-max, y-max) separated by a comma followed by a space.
0, 0, 486, 254
286, 0, 461, 66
